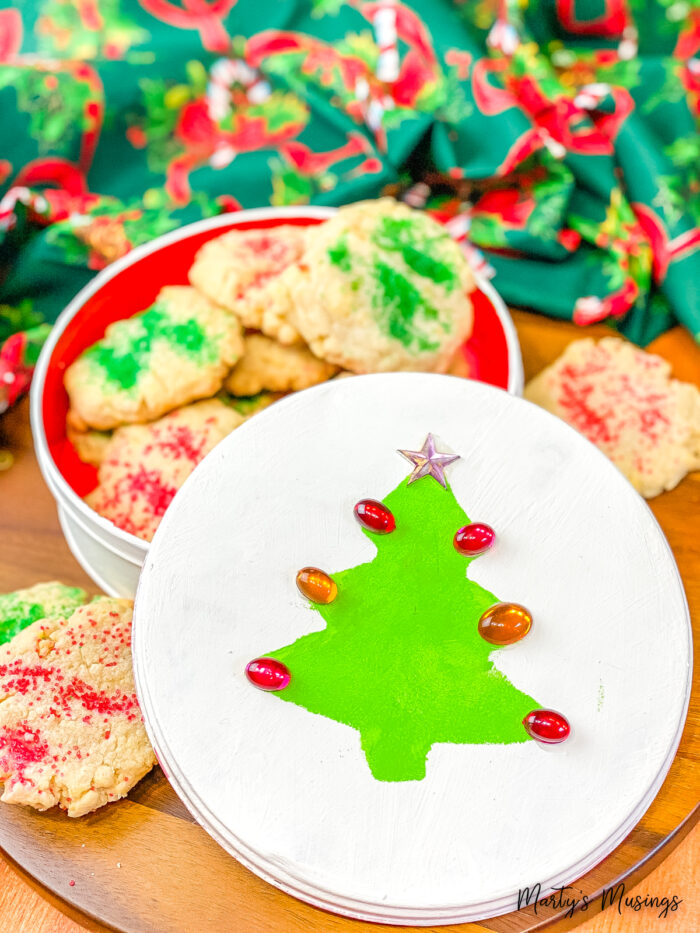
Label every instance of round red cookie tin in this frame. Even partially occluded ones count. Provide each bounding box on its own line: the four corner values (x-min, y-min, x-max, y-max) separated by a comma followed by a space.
30, 206, 524, 597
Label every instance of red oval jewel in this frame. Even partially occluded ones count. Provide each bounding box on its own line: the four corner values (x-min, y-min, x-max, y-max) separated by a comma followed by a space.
454, 523, 495, 556
245, 658, 291, 691
523, 709, 570, 744
354, 499, 395, 534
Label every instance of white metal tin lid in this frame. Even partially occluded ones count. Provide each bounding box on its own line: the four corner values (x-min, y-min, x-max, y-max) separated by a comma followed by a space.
131, 373, 691, 922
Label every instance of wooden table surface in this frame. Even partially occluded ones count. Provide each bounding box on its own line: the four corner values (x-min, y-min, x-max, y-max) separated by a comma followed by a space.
0, 311, 698, 933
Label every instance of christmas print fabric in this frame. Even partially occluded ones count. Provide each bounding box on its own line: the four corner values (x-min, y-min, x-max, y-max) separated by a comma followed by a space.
1, 0, 698, 408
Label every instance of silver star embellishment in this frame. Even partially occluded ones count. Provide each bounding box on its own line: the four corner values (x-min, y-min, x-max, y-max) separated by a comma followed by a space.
398, 434, 460, 488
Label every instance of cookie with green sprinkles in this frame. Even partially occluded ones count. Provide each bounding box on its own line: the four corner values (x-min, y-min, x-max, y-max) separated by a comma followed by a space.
0, 582, 88, 645
281, 199, 475, 373
65, 286, 244, 431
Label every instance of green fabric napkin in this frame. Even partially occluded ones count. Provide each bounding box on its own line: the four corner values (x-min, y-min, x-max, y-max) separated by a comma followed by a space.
0, 0, 698, 403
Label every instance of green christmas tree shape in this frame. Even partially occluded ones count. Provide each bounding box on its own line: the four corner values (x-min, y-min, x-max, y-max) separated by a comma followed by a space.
264, 474, 541, 782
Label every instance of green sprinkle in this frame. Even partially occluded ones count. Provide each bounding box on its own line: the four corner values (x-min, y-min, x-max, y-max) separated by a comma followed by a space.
401, 245, 457, 288
372, 261, 440, 352
85, 304, 217, 392
0, 583, 88, 645
328, 235, 352, 272
372, 217, 459, 291
0, 600, 45, 644
90, 346, 142, 390
220, 392, 277, 416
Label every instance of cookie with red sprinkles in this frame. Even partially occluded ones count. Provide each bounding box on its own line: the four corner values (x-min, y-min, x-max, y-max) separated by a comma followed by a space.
0, 598, 155, 817
525, 338, 700, 498
189, 225, 307, 345
85, 398, 246, 541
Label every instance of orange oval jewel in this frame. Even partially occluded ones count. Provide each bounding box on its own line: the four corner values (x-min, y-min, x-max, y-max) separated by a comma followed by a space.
296, 567, 337, 604
478, 602, 532, 646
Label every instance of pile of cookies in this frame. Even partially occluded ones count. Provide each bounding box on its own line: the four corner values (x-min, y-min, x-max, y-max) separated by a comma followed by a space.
0, 582, 155, 817
64, 199, 476, 541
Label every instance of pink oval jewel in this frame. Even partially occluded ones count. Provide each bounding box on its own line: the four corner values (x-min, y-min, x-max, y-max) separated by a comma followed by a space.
453, 523, 495, 556
523, 709, 570, 744
245, 657, 291, 691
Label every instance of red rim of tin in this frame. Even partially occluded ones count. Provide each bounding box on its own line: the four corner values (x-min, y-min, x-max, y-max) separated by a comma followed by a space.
31, 207, 522, 544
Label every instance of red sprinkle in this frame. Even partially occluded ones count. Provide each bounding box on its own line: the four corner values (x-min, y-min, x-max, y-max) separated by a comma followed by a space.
99, 465, 178, 538
555, 349, 672, 448
61, 676, 138, 717
0, 724, 49, 777
143, 423, 207, 464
